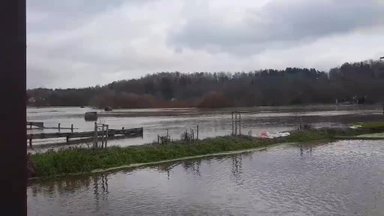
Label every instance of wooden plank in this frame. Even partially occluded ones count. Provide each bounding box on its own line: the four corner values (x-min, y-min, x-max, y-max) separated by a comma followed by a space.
26, 121, 44, 128
27, 127, 143, 141
40, 126, 78, 130
28, 132, 143, 149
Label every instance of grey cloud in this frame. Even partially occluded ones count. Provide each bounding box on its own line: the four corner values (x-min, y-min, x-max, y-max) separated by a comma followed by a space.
26, 0, 384, 88
27, 0, 151, 32
169, 0, 384, 54
28, 0, 124, 13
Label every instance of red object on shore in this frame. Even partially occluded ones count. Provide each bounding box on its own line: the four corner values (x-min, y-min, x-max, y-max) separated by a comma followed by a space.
260, 131, 269, 139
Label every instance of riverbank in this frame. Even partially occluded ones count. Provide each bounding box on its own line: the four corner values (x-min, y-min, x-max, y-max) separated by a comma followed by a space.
31, 123, 384, 178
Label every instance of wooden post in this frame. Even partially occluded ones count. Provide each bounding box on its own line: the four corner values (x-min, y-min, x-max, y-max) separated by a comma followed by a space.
105, 125, 109, 148
196, 125, 199, 140
100, 125, 103, 148
58, 123, 61, 132
102, 124, 105, 148
191, 129, 194, 141
103, 124, 107, 148
234, 113, 238, 136
71, 124, 74, 133
239, 113, 242, 135
29, 138, 32, 148
104, 125, 106, 148
94, 122, 98, 148
231, 112, 234, 135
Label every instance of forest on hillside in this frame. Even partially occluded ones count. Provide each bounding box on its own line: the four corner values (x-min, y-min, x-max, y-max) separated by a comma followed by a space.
27, 60, 384, 108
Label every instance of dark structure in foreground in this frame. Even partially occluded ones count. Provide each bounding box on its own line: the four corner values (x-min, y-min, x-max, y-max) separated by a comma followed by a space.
0, 0, 27, 214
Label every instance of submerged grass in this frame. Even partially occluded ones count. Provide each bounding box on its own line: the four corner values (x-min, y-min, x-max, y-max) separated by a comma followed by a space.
32, 123, 384, 178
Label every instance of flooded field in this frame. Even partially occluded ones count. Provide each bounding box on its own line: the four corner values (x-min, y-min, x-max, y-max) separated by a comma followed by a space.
27, 105, 384, 150
28, 140, 384, 215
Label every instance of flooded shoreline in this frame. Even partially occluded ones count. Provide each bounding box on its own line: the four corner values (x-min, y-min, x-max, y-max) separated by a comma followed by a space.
27, 105, 384, 151
28, 140, 384, 215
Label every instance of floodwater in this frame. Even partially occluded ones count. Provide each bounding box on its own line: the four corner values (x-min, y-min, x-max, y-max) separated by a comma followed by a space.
27, 105, 384, 150
28, 140, 384, 215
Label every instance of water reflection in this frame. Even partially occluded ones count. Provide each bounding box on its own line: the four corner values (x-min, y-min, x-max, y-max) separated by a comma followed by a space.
29, 175, 92, 197
231, 155, 242, 182
30, 174, 109, 195
93, 174, 109, 211
155, 160, 202, 179
28, 140, 384, 215
298, 144, 313, 157
156, 163, 178, 180
154, 154, 249, 181
181, 160, 201, 176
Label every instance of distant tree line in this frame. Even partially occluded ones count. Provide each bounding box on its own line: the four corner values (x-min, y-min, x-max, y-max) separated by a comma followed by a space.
27, 60, 384, 108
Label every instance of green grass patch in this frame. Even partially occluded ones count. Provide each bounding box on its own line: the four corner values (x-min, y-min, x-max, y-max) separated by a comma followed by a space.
31, 124, 384, 178
32, 136, 271, 177
360, 122, 384, 131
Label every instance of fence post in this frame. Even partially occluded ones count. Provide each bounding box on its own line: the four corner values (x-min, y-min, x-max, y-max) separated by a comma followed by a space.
58, 123, 61, 132
191, 129, 194, 141
196, 125, 199, 140
102, 124, 106, 148
71, 124, 73, 133
105, 125, 109, 148
100, 124, 103, 148
94, 122, 98, 148
231, 112, 234, 135
239, 113, 242, 135
234, 113, 238, 136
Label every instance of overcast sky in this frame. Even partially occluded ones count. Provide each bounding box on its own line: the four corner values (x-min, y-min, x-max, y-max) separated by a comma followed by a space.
27, 0, 384, 89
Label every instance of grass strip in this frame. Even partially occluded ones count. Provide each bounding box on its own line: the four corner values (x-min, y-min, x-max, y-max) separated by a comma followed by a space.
31, 124, 384, 178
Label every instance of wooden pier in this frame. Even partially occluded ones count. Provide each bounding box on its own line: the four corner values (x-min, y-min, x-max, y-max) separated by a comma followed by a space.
27, 121, 44, 129
27, 127, 143, 147
27, 121, 78, 132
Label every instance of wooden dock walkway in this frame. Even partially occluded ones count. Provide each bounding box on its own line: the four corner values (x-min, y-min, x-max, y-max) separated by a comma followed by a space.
27, 121, 44, 129
27, 121, 78, 131
27, 127, 143, 147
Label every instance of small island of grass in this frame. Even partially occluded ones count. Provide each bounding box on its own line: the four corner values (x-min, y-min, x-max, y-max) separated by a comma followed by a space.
31, 122, 384, 179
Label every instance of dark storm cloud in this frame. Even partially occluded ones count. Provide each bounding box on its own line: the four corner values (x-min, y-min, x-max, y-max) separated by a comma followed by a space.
169, 0, 384, 54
